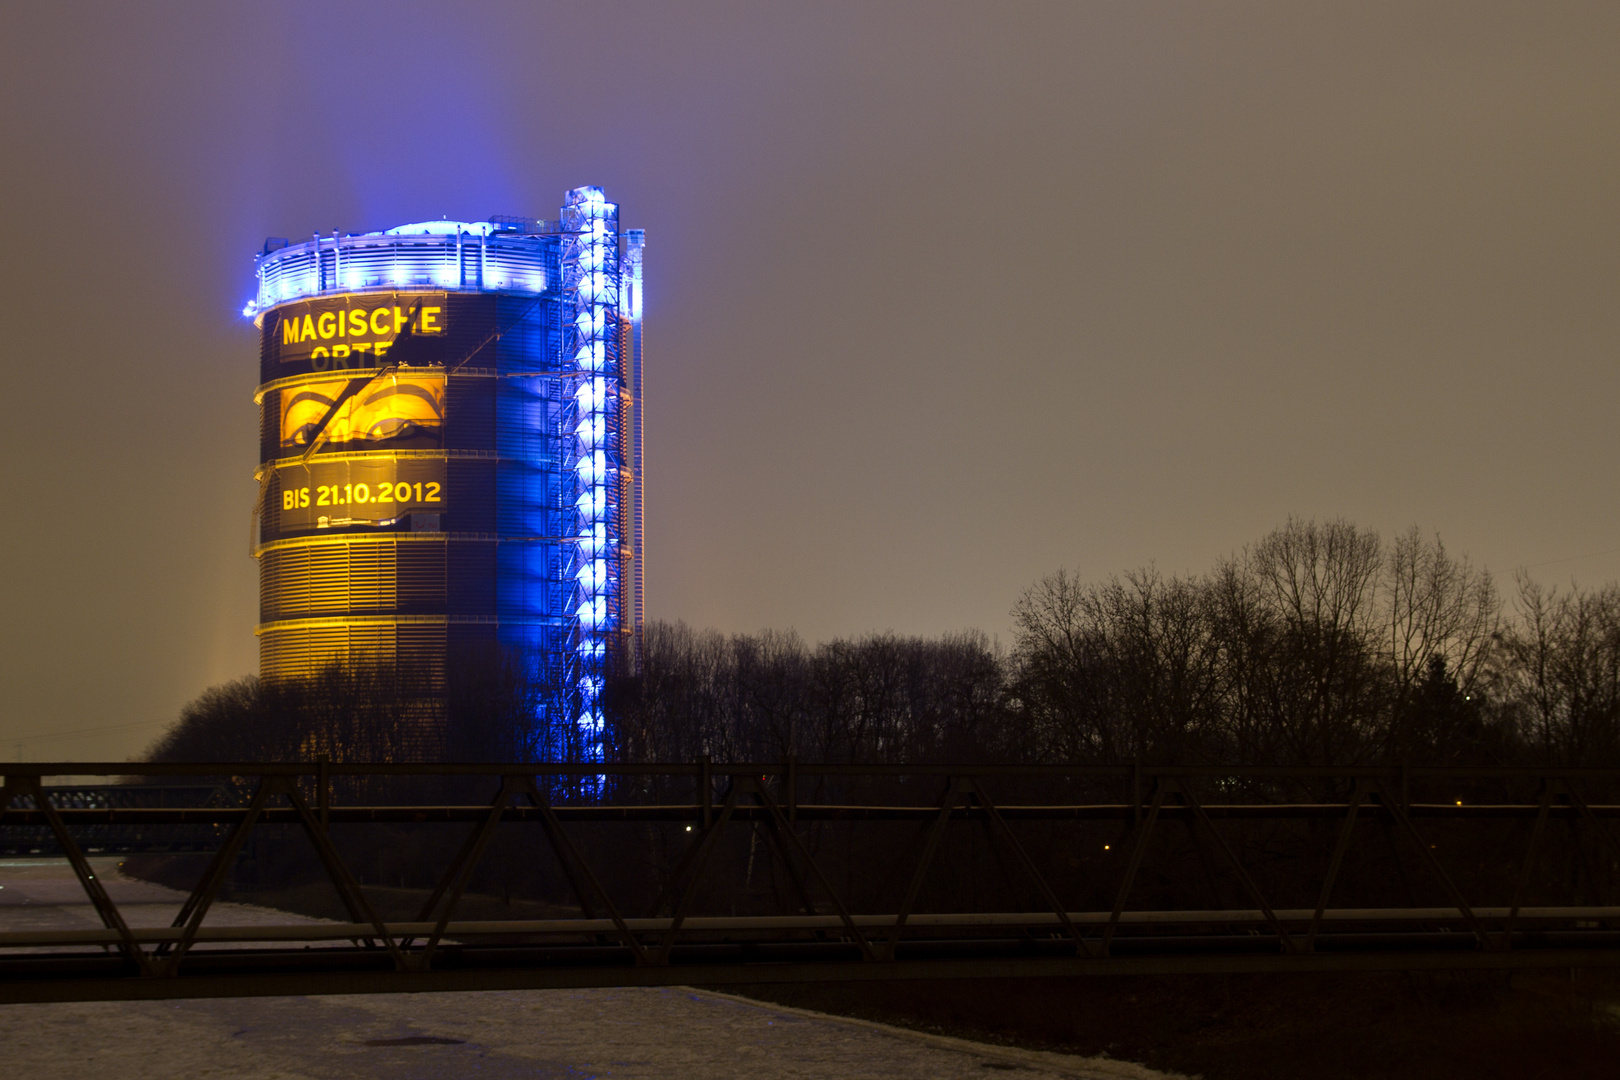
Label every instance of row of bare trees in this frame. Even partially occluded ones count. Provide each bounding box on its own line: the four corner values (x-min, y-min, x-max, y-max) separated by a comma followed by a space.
604, 625, 1013, 764
150, 518, 1620, 769
610, 519, 1620, 769
1008, 519, 1503, 766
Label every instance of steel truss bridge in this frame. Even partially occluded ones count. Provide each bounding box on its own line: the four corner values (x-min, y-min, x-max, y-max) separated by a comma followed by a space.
4, 761, 1620, 1003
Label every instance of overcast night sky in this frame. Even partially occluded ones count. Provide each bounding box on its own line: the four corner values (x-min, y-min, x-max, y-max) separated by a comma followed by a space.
1, 3, 1618, 760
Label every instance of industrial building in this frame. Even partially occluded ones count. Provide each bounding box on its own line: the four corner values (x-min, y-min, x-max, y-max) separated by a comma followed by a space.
245, 186, 643, 758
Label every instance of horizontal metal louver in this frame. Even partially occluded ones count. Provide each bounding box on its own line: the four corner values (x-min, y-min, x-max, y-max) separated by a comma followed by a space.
259, 620, 447, 697
260, 389, 279, 463
446, 460, 497, 533
260, 539, 447, 622
446, 540, 496, 617
446, 376, 497, 451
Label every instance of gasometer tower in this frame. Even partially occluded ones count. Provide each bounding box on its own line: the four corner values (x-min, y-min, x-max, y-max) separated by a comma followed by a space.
245, 187, 643, 759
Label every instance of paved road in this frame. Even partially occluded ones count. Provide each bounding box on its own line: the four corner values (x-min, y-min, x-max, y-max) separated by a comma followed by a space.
0, 859, 1175, 1080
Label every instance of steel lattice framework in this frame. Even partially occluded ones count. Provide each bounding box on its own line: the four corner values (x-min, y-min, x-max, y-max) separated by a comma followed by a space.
557, 188, 633, 759
6, 762, 1620, 1002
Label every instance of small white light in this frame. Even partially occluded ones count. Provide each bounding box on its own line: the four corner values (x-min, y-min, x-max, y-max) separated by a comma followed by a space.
685, 825, 692, 832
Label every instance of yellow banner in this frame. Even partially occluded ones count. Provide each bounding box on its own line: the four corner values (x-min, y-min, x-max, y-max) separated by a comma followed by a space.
269, 293, 447, 369
280, 376, 445, 453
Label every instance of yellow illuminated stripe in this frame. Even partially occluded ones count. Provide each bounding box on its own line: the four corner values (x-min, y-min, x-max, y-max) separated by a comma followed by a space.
255, 533, 451, 558
257, 615, 583, 636
253, 533, 562, 558
254, 449, 449, 480
257, 614, 570, 636
252, 448, 512, 480
269, 449, 481, 467
256, 614, 452, 637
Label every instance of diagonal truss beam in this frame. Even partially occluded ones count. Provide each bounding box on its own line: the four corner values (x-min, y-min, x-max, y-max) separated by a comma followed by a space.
412, 779, 515, 927
15, 760, 1620, 995
158, 776, 280, 973
658, 781, 743, 961
749, 794, 821, 917
8, 776, 149, 974
1308, 781, 1367, 952
1176, 782, 1297, 953
282, 781, 408, 968
885, 779, 970, 960
158, 773, 409, 974
409, 775, 527, 968
1565, 784, 1620, 869
748, 778, 875, 961
965, 778, 1094, 957
520, 778, 647, 965
1103, 781, 1169, 954
1372, 780, 1489, 948
1502, 780, 1558, 948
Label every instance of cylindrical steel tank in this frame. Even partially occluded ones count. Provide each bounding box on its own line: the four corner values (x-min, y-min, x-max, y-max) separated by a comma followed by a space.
248, 189, 642, 757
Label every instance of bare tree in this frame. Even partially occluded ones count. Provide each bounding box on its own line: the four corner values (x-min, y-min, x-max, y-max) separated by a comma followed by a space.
1384, 526, 1500, 699
1245, 518, 1388, 766
1492, 574, 1620, 767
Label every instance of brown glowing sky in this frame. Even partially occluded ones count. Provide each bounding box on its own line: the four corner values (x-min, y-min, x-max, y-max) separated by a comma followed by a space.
2, 3, 1618, 760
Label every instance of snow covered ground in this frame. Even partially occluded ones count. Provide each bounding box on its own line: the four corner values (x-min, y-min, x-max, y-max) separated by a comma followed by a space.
0, 859, 1175, 1080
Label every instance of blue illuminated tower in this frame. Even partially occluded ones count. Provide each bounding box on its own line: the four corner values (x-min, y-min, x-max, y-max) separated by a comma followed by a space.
247, 187, 643, 760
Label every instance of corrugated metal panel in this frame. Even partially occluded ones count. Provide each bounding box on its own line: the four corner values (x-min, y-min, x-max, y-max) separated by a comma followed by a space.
447, 622, 499, 655
259, 619, 448, 691
446, 459, 497, 533
494, 375, 549, 459
259, 539, 447, 623
496, 541, 548, 620
441, 293, 502, 368
494, 458, 552, 536
446, 375, 496, 451
261, 469, 282, 542
446, 539, 496, 617
397, 541, 446, 613
260, 389, 280, 463
494, 293, 560, 372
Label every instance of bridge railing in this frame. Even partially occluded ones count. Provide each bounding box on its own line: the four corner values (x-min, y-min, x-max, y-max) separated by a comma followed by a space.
3, 761, 1620, 1001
